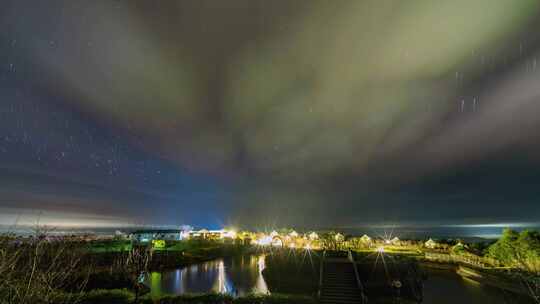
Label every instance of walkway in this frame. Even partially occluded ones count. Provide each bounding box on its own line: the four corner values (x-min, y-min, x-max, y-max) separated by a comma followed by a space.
319, 253, 366, 304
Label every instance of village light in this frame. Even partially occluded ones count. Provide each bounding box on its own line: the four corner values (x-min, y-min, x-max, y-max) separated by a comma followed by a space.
152, 239, 166, 249
224, 229, 237, 239
256, 235, 273, 246
180, 231, 191, 240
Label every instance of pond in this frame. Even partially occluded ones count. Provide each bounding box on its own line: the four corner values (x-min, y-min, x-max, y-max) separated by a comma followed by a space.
145, 254, 269, 298
145, 254, 534, 303
423, 270, 533, 304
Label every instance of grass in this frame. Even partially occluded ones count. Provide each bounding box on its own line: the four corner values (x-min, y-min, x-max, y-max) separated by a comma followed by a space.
79, 289, 134, 304
87, 240, 133, 253
87, 239, 239, 254
50, 290, 315, 304
232, 293, 315, 304
142, 292, 315, 304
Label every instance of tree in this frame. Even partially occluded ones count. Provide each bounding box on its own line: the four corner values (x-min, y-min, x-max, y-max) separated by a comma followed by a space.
488, 229, 540, 303
319, 232, 337, 251
487, 229, 539, 272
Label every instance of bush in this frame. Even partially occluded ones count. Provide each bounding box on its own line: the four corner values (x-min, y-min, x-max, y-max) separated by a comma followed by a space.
88, 240, 133, 253
49, 290, 315, 304
0, 235, 91, 304
233, 293, 315, 304
84, 271, 133, 290
79, 289, 134, 304
140, 293, 314, 304
141, 293, 233, 304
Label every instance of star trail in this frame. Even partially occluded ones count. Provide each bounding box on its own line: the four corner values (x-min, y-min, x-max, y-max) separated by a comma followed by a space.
1, 0, 540, 229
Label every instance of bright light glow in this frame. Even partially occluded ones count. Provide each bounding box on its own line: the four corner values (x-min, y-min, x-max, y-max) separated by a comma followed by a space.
377, 246, 385, 253
360, 235, 372, 243
255, 235, 273, 246
152, 239, 166, 249
272, 238, 283, 247
305, 244, 311, 250
223, 230, 237, 239
180, 231, 191, 239
289, 243, 296, 249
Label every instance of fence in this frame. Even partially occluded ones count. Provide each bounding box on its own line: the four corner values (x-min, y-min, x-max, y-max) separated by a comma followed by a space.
424, 252, 499, 268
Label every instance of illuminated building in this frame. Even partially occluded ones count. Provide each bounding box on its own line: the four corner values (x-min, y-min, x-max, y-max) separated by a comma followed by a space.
188, 229, 237, 240
131, 229, 185, 242
360, 234, 372, 244
424, 238, 438, 249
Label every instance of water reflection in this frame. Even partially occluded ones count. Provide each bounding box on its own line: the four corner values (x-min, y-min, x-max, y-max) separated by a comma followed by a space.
255, 255, 269, 294
213, 260, 234, 294
423, 270, 533, 304
145, 255, 531, 302
145, 254, 269, 298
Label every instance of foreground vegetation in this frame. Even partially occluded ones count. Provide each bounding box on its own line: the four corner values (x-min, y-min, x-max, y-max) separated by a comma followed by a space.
1, 227, 539, 303
0, 229, 312, 304
49, 290, 315, 304
487, 229, 540, 273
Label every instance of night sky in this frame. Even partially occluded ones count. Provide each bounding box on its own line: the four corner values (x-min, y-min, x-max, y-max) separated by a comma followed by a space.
2, 0, 540, 229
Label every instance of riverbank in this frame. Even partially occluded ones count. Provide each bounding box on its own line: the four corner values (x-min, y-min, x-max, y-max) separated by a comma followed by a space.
88, 240, 256, 271
419, 258, 533, 296
82, 242, 258, 292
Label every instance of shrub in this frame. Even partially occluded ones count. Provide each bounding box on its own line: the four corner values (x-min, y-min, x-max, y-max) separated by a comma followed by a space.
79, 289, 134, 304
487, 229, 540, 273
140, 293, 314, 304
141, 293, 233, 304
233, 293, 315, 304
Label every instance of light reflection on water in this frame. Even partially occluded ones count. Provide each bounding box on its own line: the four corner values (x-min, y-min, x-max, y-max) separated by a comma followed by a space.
145, 254, 269, 298
423, 270, 533, 304
146, 254, 534, 303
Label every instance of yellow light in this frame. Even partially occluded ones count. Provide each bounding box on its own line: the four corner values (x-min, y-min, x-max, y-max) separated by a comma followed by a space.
152, 239, 166, 249
256, 235, 272, 246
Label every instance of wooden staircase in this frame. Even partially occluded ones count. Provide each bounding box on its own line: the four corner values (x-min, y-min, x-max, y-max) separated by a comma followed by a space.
319, 252, 366, 304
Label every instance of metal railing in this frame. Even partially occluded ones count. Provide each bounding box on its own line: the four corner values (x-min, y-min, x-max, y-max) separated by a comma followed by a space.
348, 250, 367, 303
425, 252, 497, 268
318, 250, 326, 299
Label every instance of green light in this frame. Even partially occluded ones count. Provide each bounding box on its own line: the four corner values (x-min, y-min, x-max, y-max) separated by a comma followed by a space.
152, 239, 166, 249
